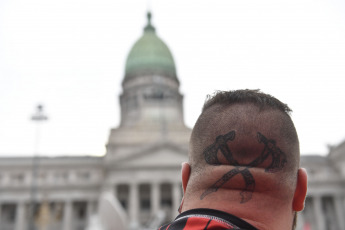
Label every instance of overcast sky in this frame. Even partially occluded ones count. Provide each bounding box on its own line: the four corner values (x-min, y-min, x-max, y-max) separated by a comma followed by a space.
1, 0, 345, 157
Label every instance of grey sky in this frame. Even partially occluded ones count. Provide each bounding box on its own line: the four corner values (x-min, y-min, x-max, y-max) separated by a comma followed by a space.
1, 0, 345, 156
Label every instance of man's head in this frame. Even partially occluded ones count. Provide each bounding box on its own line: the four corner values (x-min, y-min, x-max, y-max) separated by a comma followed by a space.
181, 89, 307, 230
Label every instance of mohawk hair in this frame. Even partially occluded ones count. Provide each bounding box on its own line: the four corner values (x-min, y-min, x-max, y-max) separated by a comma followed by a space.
202, 89, 292, 115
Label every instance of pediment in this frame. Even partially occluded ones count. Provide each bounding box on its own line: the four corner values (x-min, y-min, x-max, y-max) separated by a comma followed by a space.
329, 139, 345, 161
114, 144, 188, 168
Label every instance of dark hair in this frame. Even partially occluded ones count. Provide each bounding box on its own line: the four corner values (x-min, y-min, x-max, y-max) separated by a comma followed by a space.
203, 89, 292, 115
190, 88, 299, 175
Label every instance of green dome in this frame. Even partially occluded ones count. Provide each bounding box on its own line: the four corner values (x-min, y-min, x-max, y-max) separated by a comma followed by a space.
124, 13, 177, 81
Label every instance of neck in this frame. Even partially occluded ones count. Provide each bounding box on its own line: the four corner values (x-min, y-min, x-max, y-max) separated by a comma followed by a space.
182, 189, 294, 230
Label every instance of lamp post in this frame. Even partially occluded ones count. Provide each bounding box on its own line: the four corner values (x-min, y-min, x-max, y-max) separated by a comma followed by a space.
29, 104, 48, 230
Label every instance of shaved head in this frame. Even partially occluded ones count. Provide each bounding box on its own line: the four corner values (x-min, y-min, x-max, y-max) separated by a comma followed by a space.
188, 90, 300, 203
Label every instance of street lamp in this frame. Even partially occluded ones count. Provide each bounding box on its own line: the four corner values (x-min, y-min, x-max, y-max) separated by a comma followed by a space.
29, 104, 48, 230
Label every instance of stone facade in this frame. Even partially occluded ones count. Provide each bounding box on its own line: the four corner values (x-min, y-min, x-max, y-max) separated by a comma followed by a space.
0, 154, 185, 230
0, 12, 344, 230
0, 157, 102, 230
296, 142, 345, 230
0, 12, 190, 230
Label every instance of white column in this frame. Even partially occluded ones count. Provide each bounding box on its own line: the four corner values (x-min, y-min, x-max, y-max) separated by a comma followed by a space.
335, 196, 345, 230
15, 202, 25, 230
172, 183, 182, 217
313, 196, 325, 230
63, 200, 72, 230
151, 183, 160, 216
86, 200, 93, 225
113, 184, 117, 199
104, 184, 115, 196
129, 183, 139, 229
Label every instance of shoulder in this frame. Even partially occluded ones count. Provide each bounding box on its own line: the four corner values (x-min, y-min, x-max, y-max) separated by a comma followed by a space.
158, 208, 257, 230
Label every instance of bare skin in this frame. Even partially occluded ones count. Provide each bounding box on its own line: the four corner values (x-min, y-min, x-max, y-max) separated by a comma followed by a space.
179, 104, 308, 230
180, 162, 307, 230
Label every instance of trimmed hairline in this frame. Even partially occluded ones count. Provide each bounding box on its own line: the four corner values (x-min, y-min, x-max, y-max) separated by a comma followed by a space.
201, 90, 293, 116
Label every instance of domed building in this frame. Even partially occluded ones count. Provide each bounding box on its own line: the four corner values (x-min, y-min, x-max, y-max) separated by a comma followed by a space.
0, 12, 190, 230
104, 12, 191, 229
0, 11, 345, 230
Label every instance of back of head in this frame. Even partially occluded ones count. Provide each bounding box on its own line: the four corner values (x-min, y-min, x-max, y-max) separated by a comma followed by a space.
185, 89, 300, 218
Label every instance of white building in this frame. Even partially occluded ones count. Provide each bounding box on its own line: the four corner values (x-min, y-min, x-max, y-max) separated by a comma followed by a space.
0, 12, 344, 230
0, 12, 190, 230
298, 142, 345, 230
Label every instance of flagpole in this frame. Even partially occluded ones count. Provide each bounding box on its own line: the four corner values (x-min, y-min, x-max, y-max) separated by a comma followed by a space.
29, 104, 48, 230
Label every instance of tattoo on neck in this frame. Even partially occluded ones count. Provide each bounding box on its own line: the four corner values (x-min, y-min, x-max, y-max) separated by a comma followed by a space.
200, 131, 287, 203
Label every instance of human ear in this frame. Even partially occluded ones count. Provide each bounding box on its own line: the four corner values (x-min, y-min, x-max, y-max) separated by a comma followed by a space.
181, 162, 191, 194
292, 168, 308, 211
178, 162, 191, 213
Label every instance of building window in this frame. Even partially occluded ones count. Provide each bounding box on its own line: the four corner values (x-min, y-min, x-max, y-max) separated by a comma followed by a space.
160, 183, 172, 208
72, 201, 87, 230
117, 184, 129, 211
50, 202, 64, 222
39, 172, 46, 182
73, 201, 87, 220
55, 172, 69, 182
322, 196, 339, 230
11, 173, 24, 183
1, 203, 16, 223
139, 184, 151, 211
77, 171, 90, 181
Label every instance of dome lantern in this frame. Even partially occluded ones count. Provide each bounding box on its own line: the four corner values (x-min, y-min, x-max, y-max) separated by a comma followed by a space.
123, 12, 178, 84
